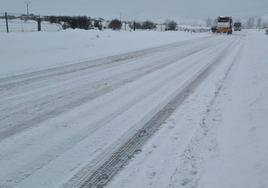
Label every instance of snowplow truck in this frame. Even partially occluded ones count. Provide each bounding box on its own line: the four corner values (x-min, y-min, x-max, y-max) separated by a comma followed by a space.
216, 16, 233, 34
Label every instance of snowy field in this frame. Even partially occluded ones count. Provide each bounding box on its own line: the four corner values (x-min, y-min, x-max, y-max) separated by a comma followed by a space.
0, 29, 208, 76
0, 29, 268, 188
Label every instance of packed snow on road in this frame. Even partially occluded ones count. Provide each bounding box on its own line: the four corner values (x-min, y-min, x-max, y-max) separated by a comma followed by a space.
0, 29, 268, 188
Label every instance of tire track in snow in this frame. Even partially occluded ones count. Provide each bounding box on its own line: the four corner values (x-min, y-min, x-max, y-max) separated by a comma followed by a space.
167, 37, 244, 188
0, 37, 233, 188
0, 37, 222, 141
64, 38, 239, 188
0, 36, 213, 90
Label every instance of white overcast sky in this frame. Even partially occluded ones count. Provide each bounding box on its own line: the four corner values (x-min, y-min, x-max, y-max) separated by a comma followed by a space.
1, 0, 268, 20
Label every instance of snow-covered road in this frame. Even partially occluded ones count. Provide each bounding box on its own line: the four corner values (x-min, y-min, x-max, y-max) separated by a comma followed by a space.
0, 31, 261, 188
107, 31, 268, 188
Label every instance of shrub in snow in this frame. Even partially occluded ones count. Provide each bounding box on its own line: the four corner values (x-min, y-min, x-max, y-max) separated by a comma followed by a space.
109, 19, 122, 30
48, 16, 59, 24
129, 21, 142, 30
141, 20, 156, 30
46, 16, 91, 30
94, 20, 103, 30
165, 20, 178, 31
69, 16, 91, 30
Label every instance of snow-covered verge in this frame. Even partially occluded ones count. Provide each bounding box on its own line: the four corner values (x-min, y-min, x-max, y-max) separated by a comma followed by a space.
197, 30, 268, 188
0, 29, 209, 77
107, 31, 268, 188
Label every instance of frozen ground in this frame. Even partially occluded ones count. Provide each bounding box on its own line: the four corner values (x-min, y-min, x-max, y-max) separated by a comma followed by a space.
0, 29, 267, 188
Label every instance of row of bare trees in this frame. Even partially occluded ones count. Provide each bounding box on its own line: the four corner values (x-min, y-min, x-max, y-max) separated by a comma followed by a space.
45, 15, 179, 31
1, 12, 181, 31
109, 19, 178, 31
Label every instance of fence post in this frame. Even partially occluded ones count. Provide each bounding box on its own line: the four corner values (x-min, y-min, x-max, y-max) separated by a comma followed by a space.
37, 16, 41, 31
5, 12, 9, 33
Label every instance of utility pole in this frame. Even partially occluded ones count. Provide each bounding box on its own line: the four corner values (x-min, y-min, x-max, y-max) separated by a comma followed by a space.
5, 12, 9, 33
120, 12, 122, 22
25, 1, 31, 17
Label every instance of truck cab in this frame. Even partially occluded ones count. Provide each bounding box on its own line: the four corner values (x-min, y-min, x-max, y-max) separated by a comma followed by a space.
216, 16, 233, 34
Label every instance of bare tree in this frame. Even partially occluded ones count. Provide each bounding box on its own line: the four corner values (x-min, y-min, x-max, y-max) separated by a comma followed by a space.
256, 18, 262, 29
206, 18, 213, 27
246, 17, 255, 29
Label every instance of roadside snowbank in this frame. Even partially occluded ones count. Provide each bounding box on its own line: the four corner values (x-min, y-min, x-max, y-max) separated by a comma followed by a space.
0, 30, 208, 76
198, 30, 268, 188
